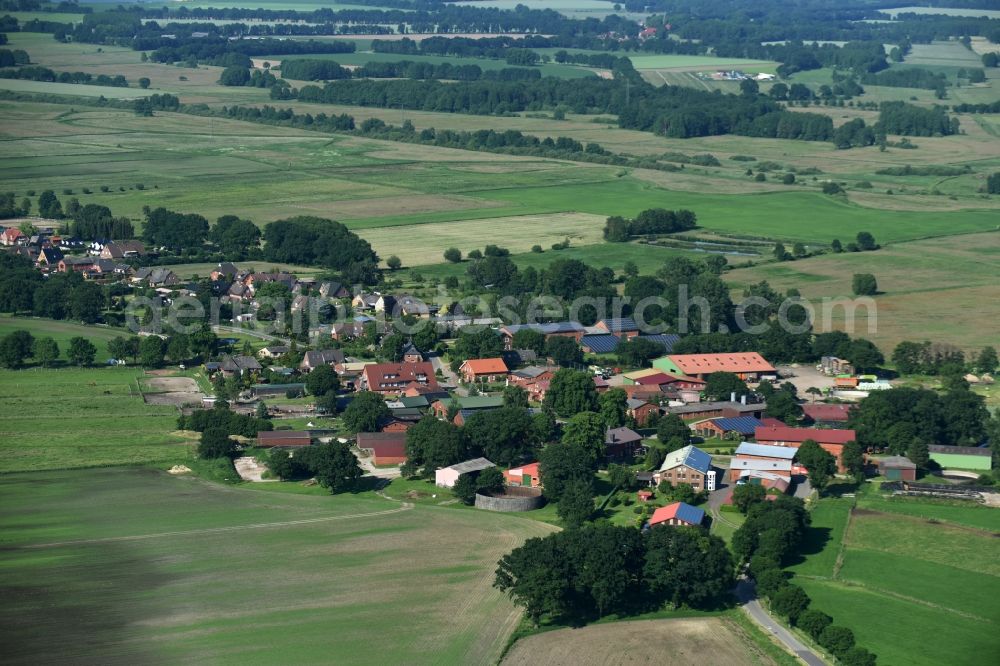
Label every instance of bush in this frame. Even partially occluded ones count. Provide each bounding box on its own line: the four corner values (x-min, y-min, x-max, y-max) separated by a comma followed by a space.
821, 182, 843, 195
819, 625, 855, 657
796, 609, 832, 641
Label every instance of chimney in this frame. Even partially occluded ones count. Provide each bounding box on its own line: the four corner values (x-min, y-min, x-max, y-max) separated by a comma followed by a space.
730, 391, 736, 402
741, 394, 747, 405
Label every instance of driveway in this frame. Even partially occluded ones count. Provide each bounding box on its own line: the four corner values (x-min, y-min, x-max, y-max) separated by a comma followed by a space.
352, 449, 401, 480
429, 353, 465, 396
736, 579, 827, 666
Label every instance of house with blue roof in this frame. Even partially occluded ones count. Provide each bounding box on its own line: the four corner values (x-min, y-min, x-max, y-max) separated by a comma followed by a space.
695, 416, 766, 440
649, 501, 705, 528
595, 317, 640, 337
580, 334, 621, 354
653, 445, 716, 491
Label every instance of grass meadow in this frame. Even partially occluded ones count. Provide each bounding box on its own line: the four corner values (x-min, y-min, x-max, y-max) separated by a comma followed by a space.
789, 492, 1000, 666
0, 467, 556, 665
0, 315, 128, 363
0, 366, 191, 473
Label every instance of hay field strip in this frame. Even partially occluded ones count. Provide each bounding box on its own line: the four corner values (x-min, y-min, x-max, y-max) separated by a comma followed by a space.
0, 467, 556, 665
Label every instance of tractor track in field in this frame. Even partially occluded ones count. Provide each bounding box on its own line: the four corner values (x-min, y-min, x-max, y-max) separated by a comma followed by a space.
15, 503, 414, 549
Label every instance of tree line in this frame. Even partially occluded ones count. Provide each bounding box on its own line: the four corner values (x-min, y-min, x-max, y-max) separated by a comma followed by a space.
733, 493, 878, 666
279, 58, 542, 83
0, 65, 128, 87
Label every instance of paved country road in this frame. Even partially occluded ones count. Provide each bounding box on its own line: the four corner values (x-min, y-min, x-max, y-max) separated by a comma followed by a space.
736, 579, 828, 666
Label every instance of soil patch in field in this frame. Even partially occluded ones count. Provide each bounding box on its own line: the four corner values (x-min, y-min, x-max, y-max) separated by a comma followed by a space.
502, 617, 777, 666
143, 377, 204, 407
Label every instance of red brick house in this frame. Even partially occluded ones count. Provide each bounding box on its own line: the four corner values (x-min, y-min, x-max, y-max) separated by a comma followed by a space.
802, 403, 854, 425
356, 431, 407, 465
459, 357, 509, 383
360, 362, 438, 396
627, 399, 660, 426
649, 502, 705, 528
605, 427, 643, 461
504, 462, 541, 487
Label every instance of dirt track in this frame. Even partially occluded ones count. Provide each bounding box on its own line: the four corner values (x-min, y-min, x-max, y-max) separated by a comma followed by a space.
143, 376, 204, 406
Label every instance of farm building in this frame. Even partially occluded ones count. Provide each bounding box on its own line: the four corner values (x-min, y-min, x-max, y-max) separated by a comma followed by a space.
459, 358, 509, 383
355, 432, 407, 465
435, 458, 496, 488
653, 353, 776, 381
252, 382, 305, 397
877, 456, 917, 481
693, 416, 783, 440
801, 403, 854, 425
664, 400, 767, 421
729, 443, 796, 482
928, 445, 992, 471
258, 345, 289, 360
499, 321, 587, 349
605, 426, 644, 461
504, 462, 541, 487
649, 502, 705, 528
580, 334, 621, 354
257, 431, 312, 448
510, 365, 557, 386
755, 426, 856, 472
820, 356, 854, 375
736, 470, 790, 493
593, 317, 640, 338
360, 361, 438, 395
653, 445, 715, 491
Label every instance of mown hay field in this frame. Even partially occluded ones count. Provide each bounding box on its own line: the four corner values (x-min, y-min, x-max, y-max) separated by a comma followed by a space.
0, 467, 556, 665
502, 616, 785, 666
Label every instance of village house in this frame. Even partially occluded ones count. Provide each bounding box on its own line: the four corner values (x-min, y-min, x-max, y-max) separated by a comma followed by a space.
653, 445, 715, 491
99, 240, 145, 260
460, 358, 509, 383
317, 280, 350, 299
331, 316, 375, 341
210, 262, 239, 282
219, 354, 262, 377
35, 246, 64, 269
504, 462, 541, 488
430, 395, 504, 422
360, 361, 438, 395
664, 400, 767, 421
1, 227, 25, 246
627, 398, 660, 427
401, 341, 425, 363
356, 431, 407, 465
435, 458, 496, 488
580, 334, 620, 354
693, 416, 784, 441
649, 502, 705, 528
653, 352, 776, 381
257, 345, 289, 360
605, 426, 644, 461
133, 267, 180, 288
509, 366, 557, 387
299, 349, 345, 372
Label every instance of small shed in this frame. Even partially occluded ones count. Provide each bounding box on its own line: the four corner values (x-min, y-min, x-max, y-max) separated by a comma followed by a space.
435, 458, 496, 488
637, 489, 653, 502
877, 456, 917, 481
257, 431, 312, 448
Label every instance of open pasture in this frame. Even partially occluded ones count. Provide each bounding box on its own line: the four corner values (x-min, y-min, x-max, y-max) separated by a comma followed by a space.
0, 467, 555, 665
791, 497, 1000, 666
726, 231, 1000, 352
502, 616, 783, 666
0, 367, 190, 473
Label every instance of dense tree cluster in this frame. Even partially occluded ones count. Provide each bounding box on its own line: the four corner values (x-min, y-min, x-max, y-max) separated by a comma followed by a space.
861, 67, 947, 92
604, 208, 696, 241
848, 385, 990, 450
877, 101, 959, 136
0, 47, 29, 66
144, 207, 209, 251
178, 402, 274, 437
262, 216, 378, 280
495, 524, 732, 624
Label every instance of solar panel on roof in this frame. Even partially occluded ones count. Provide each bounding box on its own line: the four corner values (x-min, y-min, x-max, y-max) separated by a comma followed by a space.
580, 334, 621, 354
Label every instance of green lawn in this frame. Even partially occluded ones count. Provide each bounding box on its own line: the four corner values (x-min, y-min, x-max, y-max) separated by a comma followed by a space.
0, 467, 556, 664
0, 315, 129, 363
0, 366, 190, 472
785, 497, 852, 579
857, 493, 1000, 531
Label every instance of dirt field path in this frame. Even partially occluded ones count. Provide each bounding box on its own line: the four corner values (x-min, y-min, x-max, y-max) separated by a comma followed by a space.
502, 616, 780, 666
21, 503, 414, 549
234, 456, 275, 482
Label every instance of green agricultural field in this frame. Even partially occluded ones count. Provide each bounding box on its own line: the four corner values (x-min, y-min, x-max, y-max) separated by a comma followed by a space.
629, 55, 778, 71
0, 467, 556, 665
0, 316, 129, 363
727, 231, 1000, 353
0, 367, 191, 473
785, 498, 852, 579
789, 496, 1000, 666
